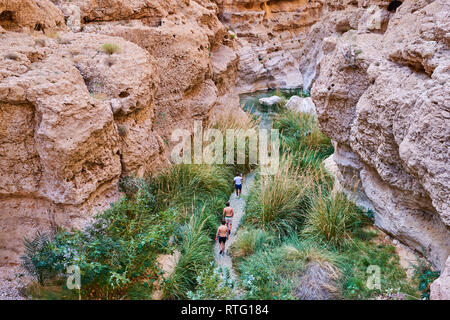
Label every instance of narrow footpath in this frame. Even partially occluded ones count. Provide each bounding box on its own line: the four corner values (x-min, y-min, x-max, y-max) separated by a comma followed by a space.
214, 171, 256, 282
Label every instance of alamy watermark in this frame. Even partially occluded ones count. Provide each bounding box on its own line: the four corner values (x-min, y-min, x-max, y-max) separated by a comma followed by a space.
170, 121, 280, 175
366, 265, 381, 290
66, 265, 81, 290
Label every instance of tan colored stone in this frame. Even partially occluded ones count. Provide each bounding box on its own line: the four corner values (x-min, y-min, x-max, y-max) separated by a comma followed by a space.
0, 0, 65, 32
311, 0, 450, 269
431, 256, 450, 300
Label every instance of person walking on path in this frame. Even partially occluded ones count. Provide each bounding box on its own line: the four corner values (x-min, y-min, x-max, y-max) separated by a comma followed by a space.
222, 201, 234, 236
216, 220, 229, 255
233, 173, 243, 197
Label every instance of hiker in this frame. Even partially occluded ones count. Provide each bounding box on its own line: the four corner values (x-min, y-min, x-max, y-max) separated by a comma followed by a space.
216, 220, 229, 255
233, 173, 243, 197
223, 201, 234, 236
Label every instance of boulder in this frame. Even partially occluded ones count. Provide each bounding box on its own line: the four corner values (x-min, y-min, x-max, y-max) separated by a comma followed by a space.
0, 0, 65, 32
259, 95, 282, 106
285, 96, 316, 115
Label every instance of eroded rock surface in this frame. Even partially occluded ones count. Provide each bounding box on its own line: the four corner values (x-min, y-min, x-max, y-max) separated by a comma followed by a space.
0, 0, 241, 266
312, 0, 450, 269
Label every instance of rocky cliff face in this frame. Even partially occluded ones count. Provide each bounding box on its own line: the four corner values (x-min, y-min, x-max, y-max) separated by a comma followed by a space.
310, 0, 450, 269
0, 0, 242, 265
215, 0, 324, 92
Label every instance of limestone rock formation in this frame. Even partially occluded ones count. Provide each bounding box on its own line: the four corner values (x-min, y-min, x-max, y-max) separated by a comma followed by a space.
0, 0, 65, 33
285, 96, 316, 115
0, 0, 449, 290
0, 0, 241, 266
0, 29, 164, 264
311, 0, 450, 269
216, 0, 325, 92
431, 256, 450, 300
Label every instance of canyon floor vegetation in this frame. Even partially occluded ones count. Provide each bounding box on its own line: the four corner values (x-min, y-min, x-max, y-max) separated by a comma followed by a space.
21, 105, 424, 300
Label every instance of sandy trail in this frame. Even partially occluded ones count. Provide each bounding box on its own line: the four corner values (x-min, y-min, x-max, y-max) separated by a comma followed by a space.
214, 171, 256, 283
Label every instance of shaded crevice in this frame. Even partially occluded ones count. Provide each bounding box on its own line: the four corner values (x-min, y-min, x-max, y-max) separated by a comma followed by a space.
0, 10, 17, 30
387, 1, 403, 12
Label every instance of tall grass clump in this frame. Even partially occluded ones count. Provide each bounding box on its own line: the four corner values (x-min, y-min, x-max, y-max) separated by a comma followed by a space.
302, 192, 360, 247
245, 156, 317, 236
148, 164, 233, 212
209, 109, 259, 175
162, 214, 214, 299
101, 43, 121, 55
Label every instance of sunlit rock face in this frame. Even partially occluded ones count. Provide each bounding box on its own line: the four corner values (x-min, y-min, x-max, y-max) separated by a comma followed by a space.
311, 0, 450, 269
0, 0, 242, 265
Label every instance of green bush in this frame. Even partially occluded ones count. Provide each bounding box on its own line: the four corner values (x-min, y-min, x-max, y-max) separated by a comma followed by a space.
187, 262, 235, 300
413, 259, 440, 299
340, 238, 419, 299
230, 228, 274, 260
21, 231, 56, 285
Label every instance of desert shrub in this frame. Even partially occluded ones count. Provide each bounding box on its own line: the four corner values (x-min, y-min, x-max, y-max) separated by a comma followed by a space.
117, 175, 147, 199
101, 43, 121, 55
339, 45, 362, 69
187, 262, 235, 300
412, 258, 440, 299
302, 192, 361, 247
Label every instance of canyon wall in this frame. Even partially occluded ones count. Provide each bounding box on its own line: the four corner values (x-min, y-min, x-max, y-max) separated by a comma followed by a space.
310, 0, 450, 270
215, 0, 323, 92
0, 0, 243, 265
